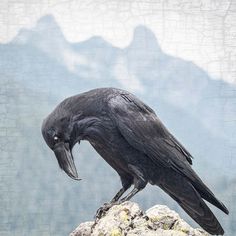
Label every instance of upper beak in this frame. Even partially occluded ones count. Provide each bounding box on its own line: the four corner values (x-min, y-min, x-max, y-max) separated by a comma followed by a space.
53, 142, 81, 181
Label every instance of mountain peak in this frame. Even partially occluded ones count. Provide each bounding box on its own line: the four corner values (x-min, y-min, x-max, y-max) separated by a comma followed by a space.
34, 15, 64, 36
12, 14, 65, 45
36, 14, 57, 27
129, 25, 162, 53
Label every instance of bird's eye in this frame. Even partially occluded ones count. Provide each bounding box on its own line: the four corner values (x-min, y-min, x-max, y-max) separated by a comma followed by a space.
53, 136, 60, 143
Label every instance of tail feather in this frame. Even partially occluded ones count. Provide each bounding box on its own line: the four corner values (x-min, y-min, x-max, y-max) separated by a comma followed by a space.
178, 192, 224, 235
158, 170, 225, 235
191, 178, 229, 215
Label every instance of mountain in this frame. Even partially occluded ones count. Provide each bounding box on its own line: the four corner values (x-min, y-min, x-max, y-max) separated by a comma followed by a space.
9, 15, 236, 143
0, 14, 234, 236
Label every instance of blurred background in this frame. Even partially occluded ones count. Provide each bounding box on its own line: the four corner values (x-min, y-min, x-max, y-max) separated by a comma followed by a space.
0, 1, 235, 235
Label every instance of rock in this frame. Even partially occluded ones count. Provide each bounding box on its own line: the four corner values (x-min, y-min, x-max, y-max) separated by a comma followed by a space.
69, 201, 209, 236
70, 222, 93, 236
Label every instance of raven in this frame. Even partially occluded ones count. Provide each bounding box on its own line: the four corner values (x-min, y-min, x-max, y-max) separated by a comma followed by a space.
41, 88, 228, 235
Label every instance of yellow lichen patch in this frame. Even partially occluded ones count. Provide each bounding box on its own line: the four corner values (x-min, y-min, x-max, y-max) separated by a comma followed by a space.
149, 215, 162, 222
110, 228, 122, 236
123, 208, 130, 214
163, 223, 170, 230
119, 210, 129, 222
180, 228, 189, 234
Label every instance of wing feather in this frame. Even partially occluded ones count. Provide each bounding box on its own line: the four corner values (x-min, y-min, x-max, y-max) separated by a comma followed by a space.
108, 92, 229, 217
108, 93, 194, 178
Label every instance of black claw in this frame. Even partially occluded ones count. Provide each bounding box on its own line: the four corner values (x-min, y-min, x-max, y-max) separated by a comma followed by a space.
94, 202, 118, 220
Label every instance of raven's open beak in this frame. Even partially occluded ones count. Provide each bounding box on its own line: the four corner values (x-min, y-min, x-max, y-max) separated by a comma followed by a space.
53, 142, 81, 181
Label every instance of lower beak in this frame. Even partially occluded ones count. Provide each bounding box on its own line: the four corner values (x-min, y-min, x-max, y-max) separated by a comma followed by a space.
53, 142, 81, 181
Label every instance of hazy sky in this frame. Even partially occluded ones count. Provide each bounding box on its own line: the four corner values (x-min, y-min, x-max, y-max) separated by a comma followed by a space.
0, 0, 235, 84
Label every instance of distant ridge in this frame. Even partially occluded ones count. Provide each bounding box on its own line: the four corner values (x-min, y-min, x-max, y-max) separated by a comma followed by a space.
0, 14, 235, 174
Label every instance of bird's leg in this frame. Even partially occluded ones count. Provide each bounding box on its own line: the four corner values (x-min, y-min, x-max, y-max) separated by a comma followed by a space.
94, 201, 116, 220
109, 177, 133, 205
95, 178, 132, 219
111, 183, 132, 203
94, 188, 126, 220
119, 187, 140, 203
119, 177, 147, 203
111, 188, 126, 202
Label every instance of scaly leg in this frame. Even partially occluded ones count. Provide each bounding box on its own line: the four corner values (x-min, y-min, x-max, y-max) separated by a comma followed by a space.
119, 187, 140, 203
95, 177, 132, 219
119, 177, 147, 203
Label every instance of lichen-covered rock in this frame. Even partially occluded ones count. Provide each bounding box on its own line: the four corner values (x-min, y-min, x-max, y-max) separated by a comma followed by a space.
70, 221, 93, 236
69, 201, 209, 236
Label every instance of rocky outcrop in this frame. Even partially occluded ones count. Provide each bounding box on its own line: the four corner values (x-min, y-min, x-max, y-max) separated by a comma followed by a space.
70, 202, 208, 236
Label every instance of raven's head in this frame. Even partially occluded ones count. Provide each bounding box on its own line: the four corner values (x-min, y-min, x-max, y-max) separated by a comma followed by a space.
41, 108, 81, 181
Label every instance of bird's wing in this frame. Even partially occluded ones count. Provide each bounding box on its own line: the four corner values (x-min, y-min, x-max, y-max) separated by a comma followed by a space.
108, 93, 229, 218
108, 93, 194, 177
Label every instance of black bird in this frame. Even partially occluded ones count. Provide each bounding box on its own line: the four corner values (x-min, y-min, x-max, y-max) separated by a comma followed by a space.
41, 88, 228, 235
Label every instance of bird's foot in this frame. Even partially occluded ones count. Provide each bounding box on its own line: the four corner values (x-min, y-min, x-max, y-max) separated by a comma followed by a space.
92, 201, 119, 232
94, 202, 117, 220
